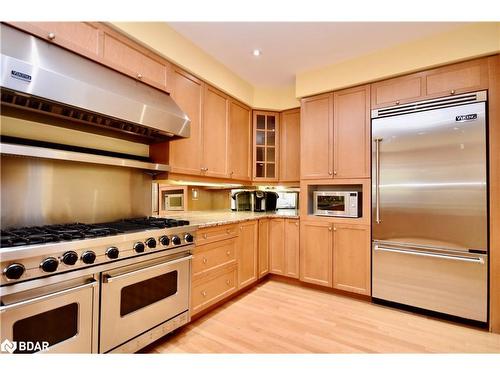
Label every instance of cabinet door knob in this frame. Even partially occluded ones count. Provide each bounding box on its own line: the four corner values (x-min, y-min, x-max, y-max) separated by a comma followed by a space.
137, 73, 143, 80
201, 167, 208, 172
295, 222, 299, 226
226, 251, 231, 256
328, 227, 332, 231
450, 89, 456, 95
47, 32, 55, 40
226, 279, 231, 286
328, 171, 333, 175
203, 233, 208, 239
395, 100, 400, 105
202, 257, 208, 264
333, 227, 337, 231
226, 229, 231, 234
201, 291, 207, 297
334, 171, 337, 175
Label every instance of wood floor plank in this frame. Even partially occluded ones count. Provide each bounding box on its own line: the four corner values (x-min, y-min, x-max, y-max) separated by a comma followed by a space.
143, 279, 500, 353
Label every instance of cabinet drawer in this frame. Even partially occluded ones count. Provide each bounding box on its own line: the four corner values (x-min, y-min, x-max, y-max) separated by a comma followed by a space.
192, 238, 236, 277
191, 264, 238, 315
102, 32, 168, 90
425, 59, 488, 98
196, 224, 238, 246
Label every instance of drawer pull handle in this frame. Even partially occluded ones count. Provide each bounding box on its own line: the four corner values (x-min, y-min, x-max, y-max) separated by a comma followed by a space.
202, 257, 208, 264
201, 291, 207, 297
203, 234, 208, 239
226, 251, 231, 256
396, 100, 400, 105
137, 73, 143, 80
47, 32, 56, 40
450, 89, 456, 95
226, 280, 231, 286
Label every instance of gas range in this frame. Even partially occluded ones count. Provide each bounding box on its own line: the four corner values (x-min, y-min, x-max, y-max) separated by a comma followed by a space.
0, 217, 197, 285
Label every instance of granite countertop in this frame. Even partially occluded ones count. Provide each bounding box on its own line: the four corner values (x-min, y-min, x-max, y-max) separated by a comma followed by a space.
159, 209, 299, 228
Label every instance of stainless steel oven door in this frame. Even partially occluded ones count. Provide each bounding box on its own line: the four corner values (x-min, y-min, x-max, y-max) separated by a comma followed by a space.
0, 276, 97, 354
99, 253, 191, 353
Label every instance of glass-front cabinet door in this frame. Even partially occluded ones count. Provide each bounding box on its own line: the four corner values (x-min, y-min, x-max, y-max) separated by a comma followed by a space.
253, 111, 279, 181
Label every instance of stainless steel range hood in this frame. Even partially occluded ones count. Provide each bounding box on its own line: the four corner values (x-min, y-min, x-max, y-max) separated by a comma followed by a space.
0, 23, 191, 143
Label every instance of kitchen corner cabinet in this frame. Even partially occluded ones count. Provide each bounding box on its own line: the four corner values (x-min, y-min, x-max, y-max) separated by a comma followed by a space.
202, 85, 230, 178
253, 111, 280, 181
167, 67, 204, 176
332, 224, 370, 295
371, 57, 489, 109
300, 93, 333, 180
229, 100, 252, 181
280, 108, 301, 182
299, 220, 333, 287
258, 219, 270, 278
237, 220, 259, 288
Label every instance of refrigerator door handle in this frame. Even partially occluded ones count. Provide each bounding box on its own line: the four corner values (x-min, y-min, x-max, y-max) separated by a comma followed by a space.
374, 137, 383, 224
374, 244, 485, 264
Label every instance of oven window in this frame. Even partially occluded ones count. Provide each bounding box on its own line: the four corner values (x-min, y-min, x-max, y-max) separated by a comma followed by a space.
318, 195, 345, 211
120, 271, 178, 316
13, 303, 78, 353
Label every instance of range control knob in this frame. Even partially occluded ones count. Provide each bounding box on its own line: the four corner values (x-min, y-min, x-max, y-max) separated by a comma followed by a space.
171, 235, 181, 246
62, 251, 79, 265
4, 263, 25, 280
81, 251, 96, 264
184, 233, 194, 243
134, 242, 145, 253
145, 238, 157, 249
159, 235, 170, 247
106, 247, 119, 259
40, 257, 59, 273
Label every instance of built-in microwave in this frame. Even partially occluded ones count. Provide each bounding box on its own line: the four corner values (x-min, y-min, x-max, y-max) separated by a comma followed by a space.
164, 193, 185, 211
313, 191, 361, 218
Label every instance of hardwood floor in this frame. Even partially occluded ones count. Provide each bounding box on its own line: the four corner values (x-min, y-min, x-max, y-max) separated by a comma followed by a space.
144, 279, 500, 353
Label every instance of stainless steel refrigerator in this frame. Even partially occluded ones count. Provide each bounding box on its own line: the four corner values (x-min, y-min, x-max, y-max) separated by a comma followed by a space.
371, 91, 488, 322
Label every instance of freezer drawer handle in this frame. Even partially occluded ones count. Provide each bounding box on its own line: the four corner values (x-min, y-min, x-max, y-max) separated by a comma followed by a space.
374, 245, 484, 264
103, 255, 192, 283
0, 279, 97, 313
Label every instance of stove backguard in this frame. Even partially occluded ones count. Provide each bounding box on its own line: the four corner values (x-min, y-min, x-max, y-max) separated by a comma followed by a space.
1, 155, 152, 229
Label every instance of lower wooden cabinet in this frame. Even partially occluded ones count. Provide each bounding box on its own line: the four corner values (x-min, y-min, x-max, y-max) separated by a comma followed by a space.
237, 220, 259, 288
258, 219, 270, 278
269, 218, 300, 278
299, 221, 333, 287
191, 263, 238, 316
332, 224, 371, 295
192, 238, 236, 278
300, 219, 371, 295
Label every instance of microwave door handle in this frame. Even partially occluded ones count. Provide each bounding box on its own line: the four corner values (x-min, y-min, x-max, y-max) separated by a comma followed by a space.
374, 138, 383, 224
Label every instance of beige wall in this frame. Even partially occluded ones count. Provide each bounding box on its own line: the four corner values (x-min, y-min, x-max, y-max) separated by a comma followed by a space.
296, 22, 500, 98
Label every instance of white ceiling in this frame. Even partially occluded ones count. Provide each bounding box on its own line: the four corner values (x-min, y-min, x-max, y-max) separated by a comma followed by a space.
168, 22, 468, 87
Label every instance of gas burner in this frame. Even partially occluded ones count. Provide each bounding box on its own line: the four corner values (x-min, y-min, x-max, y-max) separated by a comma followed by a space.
0, 223, 123, 248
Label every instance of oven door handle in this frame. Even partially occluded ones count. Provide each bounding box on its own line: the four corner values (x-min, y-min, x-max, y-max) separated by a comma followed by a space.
102, 255, 192, 283
0, 279, 97, 313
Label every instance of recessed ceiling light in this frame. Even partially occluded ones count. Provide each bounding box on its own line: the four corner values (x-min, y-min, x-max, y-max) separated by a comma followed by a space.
252, 49, 262, 57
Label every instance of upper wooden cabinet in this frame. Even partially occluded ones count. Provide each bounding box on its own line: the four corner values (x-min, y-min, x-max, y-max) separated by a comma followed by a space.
300, 93, 334, 180
237, 220, 259, 289
8, 22, 101, 59
280, 108, 301, 182
253, 111, 280, 181
371, 57, 489, 109
202, 85, 230, 178
167, 67, 204, 176
332, 224, 371, 296
229, 100, 252, 181
299, 220, 333, 287
101, 31, 169, 91
333, 85, 371, 179
300, 87, 370, 180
